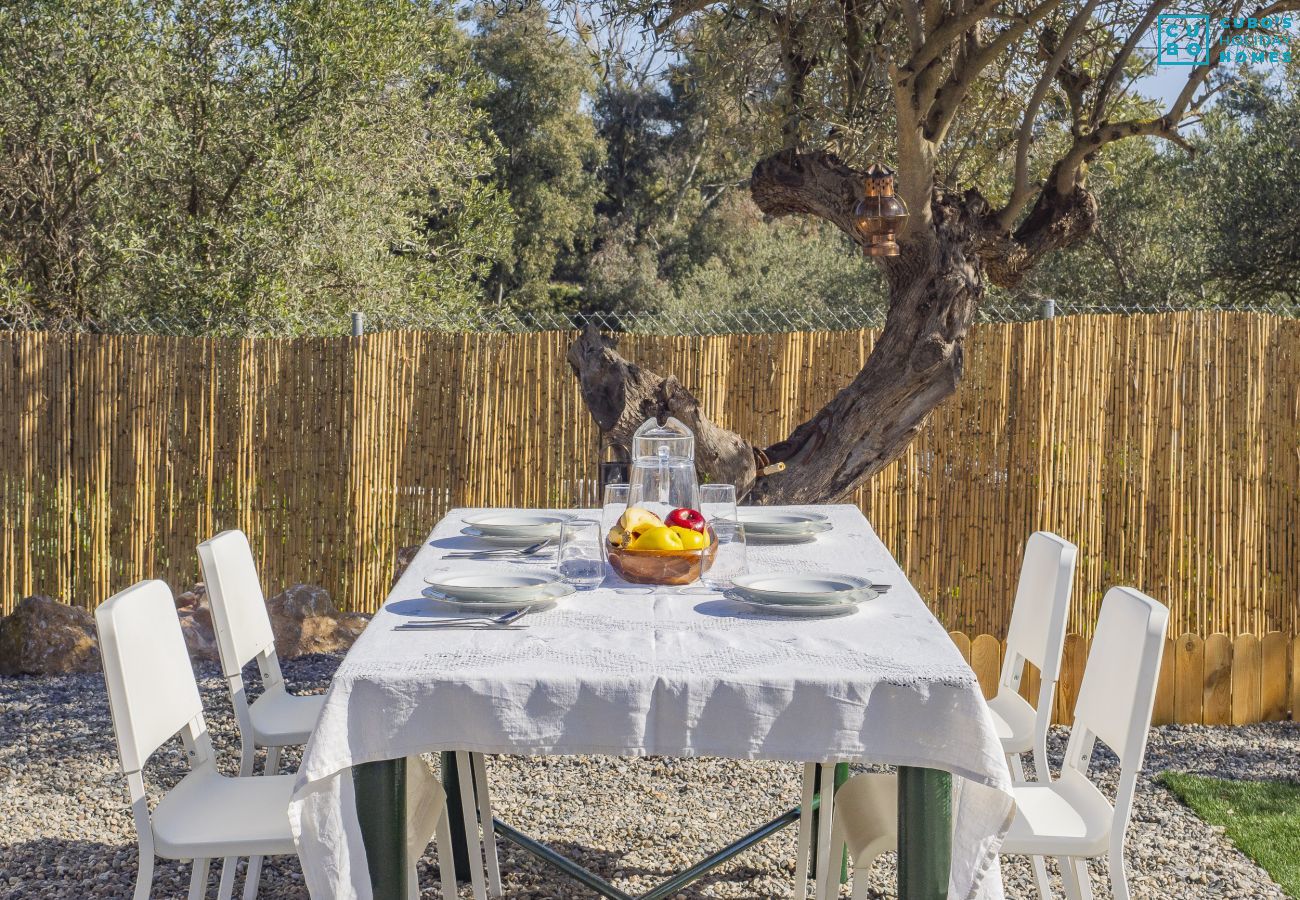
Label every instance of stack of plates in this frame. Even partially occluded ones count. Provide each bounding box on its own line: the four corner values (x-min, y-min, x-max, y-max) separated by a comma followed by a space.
460, 512, 571, 547
735, 510, 833, 543
728, 573, 877, 616
423, 570, 573, 611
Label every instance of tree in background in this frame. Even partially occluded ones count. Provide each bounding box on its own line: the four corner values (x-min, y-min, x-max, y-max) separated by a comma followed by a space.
0, 0, 511, 329
1191, 70, 1300, 304
583, 45, 889, 321
569, 0, 1300, 503
471, 3, 605, 313
1027, 69, 1300, 310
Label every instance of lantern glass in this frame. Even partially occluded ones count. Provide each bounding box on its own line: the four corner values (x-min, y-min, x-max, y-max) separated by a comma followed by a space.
853, 163, 908, 257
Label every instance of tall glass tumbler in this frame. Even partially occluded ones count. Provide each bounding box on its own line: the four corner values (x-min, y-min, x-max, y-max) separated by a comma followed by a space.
701, 520, 747, 591
558, 519, 605, 589
699, 483, 738, 523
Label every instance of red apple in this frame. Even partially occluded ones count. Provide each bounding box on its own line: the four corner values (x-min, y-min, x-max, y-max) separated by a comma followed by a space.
665, 507, 707, 533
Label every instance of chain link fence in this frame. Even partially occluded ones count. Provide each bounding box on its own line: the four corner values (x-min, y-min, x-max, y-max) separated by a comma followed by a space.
2, 296, 1296, 336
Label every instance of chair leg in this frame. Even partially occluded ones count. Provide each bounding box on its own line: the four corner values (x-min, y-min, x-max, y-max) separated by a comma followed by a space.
470, 752, 503, 898
189, 858, 211, 900
792, 763, 817, 900
813, 764, 836, 900
849, 845, 870, 900
241, 854, 264, 900
435, 807, 459, 900
406, 857, 420, 900
1030, 855, 1053, 899
132, 851, 154, 900
239, 738, 255, 777
1059, 856, 1094, 900
1108, 851, 1130, 900
264, 745, 282, 776
1008, 753, 1027, 782
216, 856, 239, 900
454, 751, 488, 900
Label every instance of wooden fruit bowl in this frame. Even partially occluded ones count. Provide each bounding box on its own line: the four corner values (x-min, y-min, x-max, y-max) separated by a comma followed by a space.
607, 535, 718, 585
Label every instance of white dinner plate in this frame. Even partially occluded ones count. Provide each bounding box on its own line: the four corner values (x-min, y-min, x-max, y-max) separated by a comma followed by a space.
461, 512, 571, 537
420, 582, 573, 612
424, 569, 564, 602
724, 590, 866, 617
741, 521, 833, 544
731, 572, 876, 605
460, 527, 557, 548
736, 510, 831, 535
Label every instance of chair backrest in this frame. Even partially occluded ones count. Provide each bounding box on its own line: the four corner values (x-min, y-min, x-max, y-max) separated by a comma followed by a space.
1066, 586, 1168, 773
96, 580, 208, 774
198, 529, 277, 679
1001, 531, 1077, 688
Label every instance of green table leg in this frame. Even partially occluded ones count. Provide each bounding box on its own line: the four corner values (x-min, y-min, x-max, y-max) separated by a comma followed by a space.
354, 758, 408, 900
440, 750, 474, 879
897, 766, 952, 900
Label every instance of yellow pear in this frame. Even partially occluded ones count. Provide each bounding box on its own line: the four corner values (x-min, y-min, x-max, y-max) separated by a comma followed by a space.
626, 525, 684, 552
670, 525, 709, 550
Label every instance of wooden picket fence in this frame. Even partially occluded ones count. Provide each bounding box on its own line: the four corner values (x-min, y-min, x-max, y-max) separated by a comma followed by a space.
953, 631, 1299, 725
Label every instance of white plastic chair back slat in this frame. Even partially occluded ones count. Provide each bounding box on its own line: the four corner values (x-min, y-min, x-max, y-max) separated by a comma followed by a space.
1002, 531, 1076, 685
1067, 586, 1169, 773
96, 580, 207, 774
198, 529, 276, 679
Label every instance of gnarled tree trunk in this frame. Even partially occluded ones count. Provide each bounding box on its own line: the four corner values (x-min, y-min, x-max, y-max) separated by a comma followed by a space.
568, 150, 1094, 504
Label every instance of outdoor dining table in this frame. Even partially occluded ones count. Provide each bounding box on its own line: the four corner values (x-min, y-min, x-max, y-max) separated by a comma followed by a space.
288, 504, 1014, 899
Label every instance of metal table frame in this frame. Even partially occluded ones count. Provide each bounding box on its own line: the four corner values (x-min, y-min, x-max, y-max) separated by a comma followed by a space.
354, 755, 951, 899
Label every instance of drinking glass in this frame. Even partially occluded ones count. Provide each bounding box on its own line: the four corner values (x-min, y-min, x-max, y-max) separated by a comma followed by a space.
558, 519, 605, 589
699, 483, 737, 523
601, 483, 630, 537
701, 520, 747, 591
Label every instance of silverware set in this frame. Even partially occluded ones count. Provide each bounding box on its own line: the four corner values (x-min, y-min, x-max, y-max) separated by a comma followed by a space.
442, 540, 554, 560
394, 608, 531, 631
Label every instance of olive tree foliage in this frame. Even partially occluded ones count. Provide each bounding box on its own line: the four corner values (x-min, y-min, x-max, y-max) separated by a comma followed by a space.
566, 0, 1300, 503
1028, 69, 1300, 309
471, 3, 607, 312
581, 48, 889, 320
0, 0, 512, 328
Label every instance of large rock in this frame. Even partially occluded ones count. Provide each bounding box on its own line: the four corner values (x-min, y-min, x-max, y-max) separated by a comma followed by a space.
0, 596, 100, 676
174, 583, 220, 664
267, 584, 369, 658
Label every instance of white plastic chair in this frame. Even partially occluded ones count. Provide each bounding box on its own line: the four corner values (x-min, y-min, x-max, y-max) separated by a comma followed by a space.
817, 586, 1169, 899
198, 530, 326, 779
993, 531, 1077, 783
96, 579, 460, 900
791, 532, 1077, 897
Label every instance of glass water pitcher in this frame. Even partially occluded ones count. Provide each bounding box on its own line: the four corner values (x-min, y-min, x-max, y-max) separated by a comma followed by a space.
627, 417, 700, 520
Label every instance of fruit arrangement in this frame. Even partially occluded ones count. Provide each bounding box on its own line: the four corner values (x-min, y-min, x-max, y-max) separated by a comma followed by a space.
607, 507, 711, 552
607, 506, 716, 585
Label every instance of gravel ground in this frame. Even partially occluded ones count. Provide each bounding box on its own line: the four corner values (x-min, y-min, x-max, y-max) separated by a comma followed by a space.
1, 655, 1295, 899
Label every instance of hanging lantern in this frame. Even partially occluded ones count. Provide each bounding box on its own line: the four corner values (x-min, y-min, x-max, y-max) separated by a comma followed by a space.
852, 163, 909, 257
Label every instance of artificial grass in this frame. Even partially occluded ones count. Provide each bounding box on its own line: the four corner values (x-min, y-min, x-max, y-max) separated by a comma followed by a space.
1159, 771, 1300, 897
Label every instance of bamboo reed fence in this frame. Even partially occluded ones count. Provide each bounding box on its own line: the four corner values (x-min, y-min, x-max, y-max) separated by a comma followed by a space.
1, 312, 1297, 650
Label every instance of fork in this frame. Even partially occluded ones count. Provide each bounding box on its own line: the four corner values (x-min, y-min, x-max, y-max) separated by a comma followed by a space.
442, 540, 553, 560
396, 608, 531, 629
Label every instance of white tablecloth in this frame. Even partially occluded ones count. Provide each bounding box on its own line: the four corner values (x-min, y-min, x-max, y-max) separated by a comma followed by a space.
290, 505, 1013, 899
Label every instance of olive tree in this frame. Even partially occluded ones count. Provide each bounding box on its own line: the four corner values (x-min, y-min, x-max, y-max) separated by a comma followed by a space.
568, 0, 1298, 501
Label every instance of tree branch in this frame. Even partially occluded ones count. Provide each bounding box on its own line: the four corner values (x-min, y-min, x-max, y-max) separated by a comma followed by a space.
566, 326, 757, 490
1002, 0, 1105, 229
